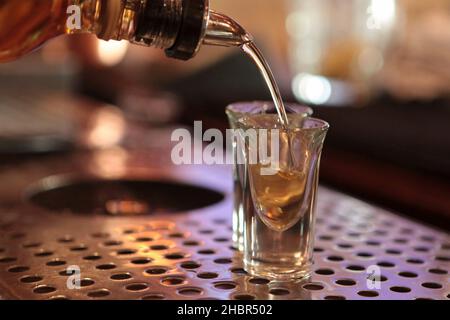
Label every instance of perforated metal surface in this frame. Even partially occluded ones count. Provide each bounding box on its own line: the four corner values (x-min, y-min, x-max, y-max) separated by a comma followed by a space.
0, 181, 448, 300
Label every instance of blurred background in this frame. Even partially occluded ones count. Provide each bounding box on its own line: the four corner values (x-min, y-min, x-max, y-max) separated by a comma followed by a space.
0, 0, 449, 229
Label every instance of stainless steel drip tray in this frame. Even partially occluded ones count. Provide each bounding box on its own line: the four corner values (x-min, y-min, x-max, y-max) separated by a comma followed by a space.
0, 164, 449, 300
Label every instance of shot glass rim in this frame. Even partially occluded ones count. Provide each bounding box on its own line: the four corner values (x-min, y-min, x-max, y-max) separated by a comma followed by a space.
226, 101, 313, 118
237, 115, 329, 132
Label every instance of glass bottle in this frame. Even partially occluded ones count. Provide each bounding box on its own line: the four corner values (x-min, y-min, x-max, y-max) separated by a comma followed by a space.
0, 0, 250, 63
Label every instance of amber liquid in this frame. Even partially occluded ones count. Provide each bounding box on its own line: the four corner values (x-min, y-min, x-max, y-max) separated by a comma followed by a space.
0, 0, 67, 62
244, 160, 316, 279
249, 164, 306, 232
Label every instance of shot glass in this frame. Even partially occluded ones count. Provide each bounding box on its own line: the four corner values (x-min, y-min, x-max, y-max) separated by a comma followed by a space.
226, 102, 312, 251
238, 112, 329, 280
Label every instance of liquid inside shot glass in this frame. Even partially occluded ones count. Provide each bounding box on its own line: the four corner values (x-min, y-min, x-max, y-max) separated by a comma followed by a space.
238, 112, 329, 280
226, 102, 312, 251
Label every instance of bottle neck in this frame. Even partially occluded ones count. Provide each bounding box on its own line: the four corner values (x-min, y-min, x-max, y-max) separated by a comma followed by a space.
132, 0, 185, 49
67, 0, 206, 58
65, 0, 249, 60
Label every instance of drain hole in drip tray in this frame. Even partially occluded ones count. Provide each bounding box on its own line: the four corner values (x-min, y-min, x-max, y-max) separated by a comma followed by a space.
26, 176, 225, 215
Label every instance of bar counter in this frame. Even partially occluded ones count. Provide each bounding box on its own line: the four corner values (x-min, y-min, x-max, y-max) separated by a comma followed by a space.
0, 141, 448, 300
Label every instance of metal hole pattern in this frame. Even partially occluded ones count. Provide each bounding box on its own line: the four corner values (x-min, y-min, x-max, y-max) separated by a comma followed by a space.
0, 188, 448, 300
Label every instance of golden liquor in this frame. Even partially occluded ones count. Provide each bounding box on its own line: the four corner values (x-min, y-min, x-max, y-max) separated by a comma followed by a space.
0, 0, 68, 62
249, 164, 306, 232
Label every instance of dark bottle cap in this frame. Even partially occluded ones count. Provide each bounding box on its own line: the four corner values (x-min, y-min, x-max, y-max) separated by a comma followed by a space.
165, 0, 208, 60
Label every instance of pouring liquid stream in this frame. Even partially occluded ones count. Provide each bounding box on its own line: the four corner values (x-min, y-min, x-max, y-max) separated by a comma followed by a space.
204, 12, 303, 231
241, 41, 290, 128
241, 40, 296, 170
204, 11, 292, 134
